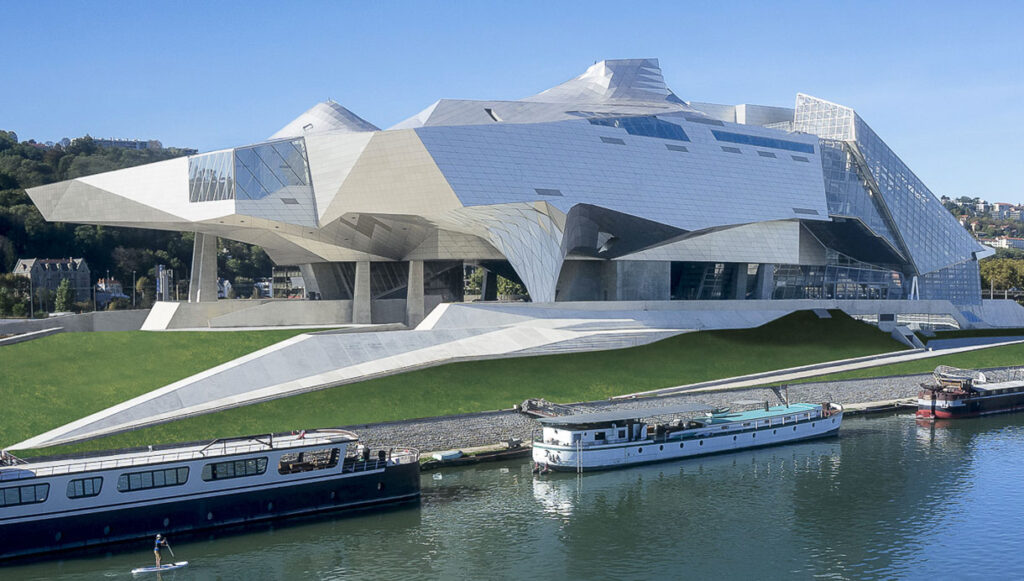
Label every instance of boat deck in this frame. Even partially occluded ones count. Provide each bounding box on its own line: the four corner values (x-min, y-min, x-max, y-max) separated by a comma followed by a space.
707, 403, 820, 423
0, 430, 360, 481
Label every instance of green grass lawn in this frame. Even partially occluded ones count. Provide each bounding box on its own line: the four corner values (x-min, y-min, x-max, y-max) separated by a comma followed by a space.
10, 310, 906, 456
768, 342, 1024, 386
0, 329, 315, 451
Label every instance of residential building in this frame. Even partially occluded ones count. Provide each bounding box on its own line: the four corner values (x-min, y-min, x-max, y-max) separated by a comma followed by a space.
12, 258, 91, 302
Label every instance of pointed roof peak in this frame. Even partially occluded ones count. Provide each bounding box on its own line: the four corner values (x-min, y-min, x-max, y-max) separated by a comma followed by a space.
270, 101, 379, 140
522, 58, 683, 105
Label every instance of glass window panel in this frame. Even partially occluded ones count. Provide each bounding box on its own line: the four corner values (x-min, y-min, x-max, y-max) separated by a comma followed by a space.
230, 138, 310, 201
188, 151, 235, 203
589, 116, 689, 142
711, 130, 814, 154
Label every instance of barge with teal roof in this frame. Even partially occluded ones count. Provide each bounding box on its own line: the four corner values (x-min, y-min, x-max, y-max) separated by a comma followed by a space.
532, 401, 843, 472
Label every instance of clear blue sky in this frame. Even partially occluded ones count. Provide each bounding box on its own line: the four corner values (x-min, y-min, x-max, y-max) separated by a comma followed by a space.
3, 1, 1021, 201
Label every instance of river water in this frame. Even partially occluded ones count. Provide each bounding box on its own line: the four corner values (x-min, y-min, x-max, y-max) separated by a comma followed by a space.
6, 412, 1024, 580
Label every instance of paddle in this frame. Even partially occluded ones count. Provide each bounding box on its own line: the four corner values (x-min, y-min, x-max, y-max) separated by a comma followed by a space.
166, 541, 175, 559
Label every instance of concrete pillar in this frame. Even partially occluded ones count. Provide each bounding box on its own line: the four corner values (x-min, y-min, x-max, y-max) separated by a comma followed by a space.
352, 261, 371, 324
406, 260, 424, 327
300, 263, 348, 300
733, 263, 748, 300
481, 269, 498, 301
754, 264, 775, 300
189, 233, 218, 303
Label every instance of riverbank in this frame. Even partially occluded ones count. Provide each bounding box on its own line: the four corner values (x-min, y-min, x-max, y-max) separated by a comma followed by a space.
349, 367, 1022, 456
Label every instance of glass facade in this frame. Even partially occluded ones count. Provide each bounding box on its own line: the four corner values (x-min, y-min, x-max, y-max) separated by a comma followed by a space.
188, 138, 311, 203
852, 116, 981, 277
818, 140, 902, 254
188, 150, 234, 202
773, 261, 903, 300
918, 260, 982, 305
234, 138, 311, 200
794, 93, 984, 305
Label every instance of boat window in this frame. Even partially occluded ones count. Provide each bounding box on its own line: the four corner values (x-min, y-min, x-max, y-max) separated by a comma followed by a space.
594, 432, 606, 441
67, 477, 102, 499
117, 467, 189, 492
743, 423, 751, 427
618, 430, 626, 438
202, 457, 269, 481
279, 447, 340, 475
0, 483, 49, 507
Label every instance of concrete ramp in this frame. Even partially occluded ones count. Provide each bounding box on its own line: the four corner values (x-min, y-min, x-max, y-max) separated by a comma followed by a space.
15, 324, 673, 449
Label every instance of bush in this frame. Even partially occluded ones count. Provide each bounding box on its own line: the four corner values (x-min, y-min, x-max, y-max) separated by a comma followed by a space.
106, 298, 131, 311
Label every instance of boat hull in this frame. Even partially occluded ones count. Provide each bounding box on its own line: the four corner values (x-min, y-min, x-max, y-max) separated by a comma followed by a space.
0, 461, 419, 561
917, 390, 1024, 419
534, 413, 842, 472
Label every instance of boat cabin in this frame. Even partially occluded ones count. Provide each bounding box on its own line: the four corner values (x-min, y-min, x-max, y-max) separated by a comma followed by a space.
536, 404, 715, 448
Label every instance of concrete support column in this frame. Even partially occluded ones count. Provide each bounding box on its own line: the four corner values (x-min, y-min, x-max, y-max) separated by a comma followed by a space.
406, 260, 424, 327
754, 264, 775, 300
189, 233, 218, 303
733, 263, 748, 300
352, 261, 371, 324
481, 269, 498, 301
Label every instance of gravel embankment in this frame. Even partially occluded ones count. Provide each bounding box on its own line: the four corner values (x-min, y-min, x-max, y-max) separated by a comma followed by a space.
350, 367, 1024, 454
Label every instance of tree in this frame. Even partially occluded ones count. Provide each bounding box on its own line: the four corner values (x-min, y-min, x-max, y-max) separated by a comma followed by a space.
497, 275, 527, 298
135, 275, 151, 307
54, 278, 74, 312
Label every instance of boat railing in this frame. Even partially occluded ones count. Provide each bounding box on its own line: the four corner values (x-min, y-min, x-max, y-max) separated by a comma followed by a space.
2, 432, 361, 481
340, 448, 419, 474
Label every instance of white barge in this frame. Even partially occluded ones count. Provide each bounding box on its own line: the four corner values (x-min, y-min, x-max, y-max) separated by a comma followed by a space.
0, 429, 419, 560
532, 402, 843, 472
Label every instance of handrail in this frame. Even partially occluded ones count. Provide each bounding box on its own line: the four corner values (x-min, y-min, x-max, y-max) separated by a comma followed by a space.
1, 433, 360, 482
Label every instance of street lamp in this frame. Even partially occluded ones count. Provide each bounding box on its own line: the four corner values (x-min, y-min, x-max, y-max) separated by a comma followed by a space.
133, 270, 136, 308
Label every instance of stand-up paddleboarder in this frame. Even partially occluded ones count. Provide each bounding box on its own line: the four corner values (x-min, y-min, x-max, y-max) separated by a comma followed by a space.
153, 534, 170, 567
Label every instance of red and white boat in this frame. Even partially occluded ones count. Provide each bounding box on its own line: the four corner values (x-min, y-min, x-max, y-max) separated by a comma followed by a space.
917, 366, 1024, 419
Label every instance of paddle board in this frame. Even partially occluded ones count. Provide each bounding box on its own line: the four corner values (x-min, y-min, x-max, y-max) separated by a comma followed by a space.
131, 561, 188, 574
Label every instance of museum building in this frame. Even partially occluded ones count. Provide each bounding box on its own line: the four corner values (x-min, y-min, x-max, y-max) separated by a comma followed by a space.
26, 58, 988, 324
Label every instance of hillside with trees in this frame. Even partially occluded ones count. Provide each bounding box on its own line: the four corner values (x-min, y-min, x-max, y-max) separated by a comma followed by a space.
0, 130, 270, 315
